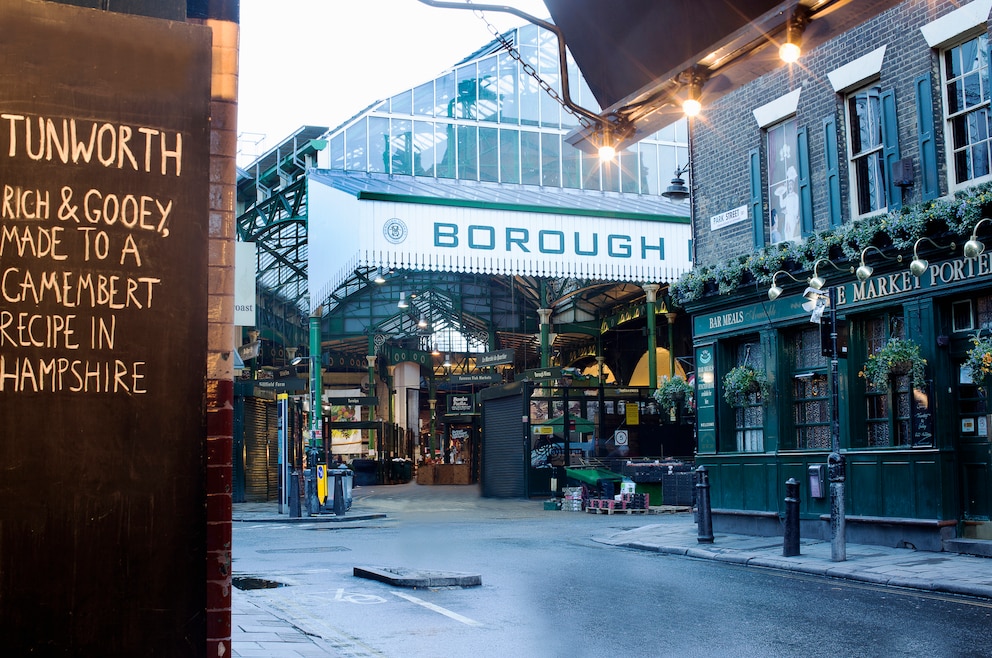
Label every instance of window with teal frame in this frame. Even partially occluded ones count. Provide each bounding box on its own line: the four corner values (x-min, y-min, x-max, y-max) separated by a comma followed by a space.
862, 314, 912, 447
789, 326, 830, 450
732, 341, 765, 453
943, 33, 991, 186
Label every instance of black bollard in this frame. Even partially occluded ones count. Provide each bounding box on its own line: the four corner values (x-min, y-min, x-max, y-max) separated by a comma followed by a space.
289, 469, 301, 518
332, 470, 346, 516
696, 465, 714, 543
304, 467, 319, 516
783, 477, 800, 556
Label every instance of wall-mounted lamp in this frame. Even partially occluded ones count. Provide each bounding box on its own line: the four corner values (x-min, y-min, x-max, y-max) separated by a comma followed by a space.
682, 78, 702, 117
661, 163, 691, 202
397, 292, 409, 309
909, 237, 956, 276
964, 217, 992, 258
779, 7, 810, 63
597, 124, 617, 162
767, 269, 804, 301
856, 246, 902, 281
808, 258, 853, 290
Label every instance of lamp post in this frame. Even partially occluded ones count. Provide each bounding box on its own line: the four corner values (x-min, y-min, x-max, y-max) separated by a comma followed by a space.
769, 267, 846, 561
801, 283, 845, 561
559, 372, 573, 498
821, 286, 846, 562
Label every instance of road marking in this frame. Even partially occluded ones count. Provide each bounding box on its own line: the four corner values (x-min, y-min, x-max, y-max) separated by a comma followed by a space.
390, 591, 482, 626
333, 588, 387, 604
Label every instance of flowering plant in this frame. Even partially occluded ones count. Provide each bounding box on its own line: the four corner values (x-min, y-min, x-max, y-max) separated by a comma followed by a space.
965, 331, 992, 387
653, 375, 694, 413
858, 338, 926, 391
722, 365, 769, 408
666, 180, 992, 307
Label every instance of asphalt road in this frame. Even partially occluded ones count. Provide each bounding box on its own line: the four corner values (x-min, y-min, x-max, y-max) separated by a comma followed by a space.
233, 484, 992, 657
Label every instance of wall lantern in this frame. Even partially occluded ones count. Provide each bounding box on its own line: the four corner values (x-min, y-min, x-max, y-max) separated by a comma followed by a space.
964, 217, 992, 258
779, 7, 810, 63
856, 246, 901, 282
767, 269, 803, 301
661, 163, 691, 202
909, 237, 956, 277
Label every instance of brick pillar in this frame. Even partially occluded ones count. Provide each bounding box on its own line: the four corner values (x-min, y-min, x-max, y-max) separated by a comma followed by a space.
195, 11, 239, 658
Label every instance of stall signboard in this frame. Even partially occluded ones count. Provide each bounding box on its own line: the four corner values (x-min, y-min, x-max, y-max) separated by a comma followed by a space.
0, 3, 211, 652
448, 394, 476, 414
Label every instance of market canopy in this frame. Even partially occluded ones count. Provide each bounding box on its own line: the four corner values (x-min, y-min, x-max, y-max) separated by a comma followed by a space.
564, 467, 623, 486
539, 414, 596, 435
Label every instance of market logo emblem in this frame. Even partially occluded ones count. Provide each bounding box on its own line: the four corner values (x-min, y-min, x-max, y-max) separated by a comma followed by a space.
698, 347, 713, 365
383, 218, 408, 244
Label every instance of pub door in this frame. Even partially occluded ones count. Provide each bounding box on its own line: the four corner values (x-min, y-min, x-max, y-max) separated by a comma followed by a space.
954, 358, 992, 538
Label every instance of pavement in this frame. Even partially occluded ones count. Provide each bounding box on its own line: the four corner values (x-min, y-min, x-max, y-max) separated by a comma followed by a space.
230, 483, 992, 657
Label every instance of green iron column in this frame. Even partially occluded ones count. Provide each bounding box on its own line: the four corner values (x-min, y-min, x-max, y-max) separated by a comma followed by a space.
643, 284, 660, 391
596, 355, 606, 458
308, 309, 322, 455
538, 308, 552, 368
667, 311, 678, 378
367, 352, 377, 456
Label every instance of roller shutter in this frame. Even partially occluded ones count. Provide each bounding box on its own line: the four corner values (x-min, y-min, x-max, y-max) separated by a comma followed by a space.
481, 391, 527, 498
244, 397, 279, 502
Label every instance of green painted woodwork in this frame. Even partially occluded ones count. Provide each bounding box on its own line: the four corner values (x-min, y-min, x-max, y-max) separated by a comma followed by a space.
354, 190, 688, 223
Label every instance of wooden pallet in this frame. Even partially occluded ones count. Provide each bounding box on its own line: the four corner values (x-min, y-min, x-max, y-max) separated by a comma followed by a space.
585, 505, 649, 514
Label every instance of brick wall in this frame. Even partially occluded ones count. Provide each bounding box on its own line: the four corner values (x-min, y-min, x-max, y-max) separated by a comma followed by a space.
691, 0, 960, 268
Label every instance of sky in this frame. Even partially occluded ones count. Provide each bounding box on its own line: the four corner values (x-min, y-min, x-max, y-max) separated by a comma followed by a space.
237, 0, 549, 165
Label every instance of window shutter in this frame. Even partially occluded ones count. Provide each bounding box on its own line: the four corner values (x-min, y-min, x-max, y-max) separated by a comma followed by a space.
796, 126, 813, 236
915, 74, 939, 201
822, 115, 842, 227
881, 88, 902, 211
749, 148, 764, 248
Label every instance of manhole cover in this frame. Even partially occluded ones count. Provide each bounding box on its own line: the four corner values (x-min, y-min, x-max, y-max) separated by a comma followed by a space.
232, 576, 287, 590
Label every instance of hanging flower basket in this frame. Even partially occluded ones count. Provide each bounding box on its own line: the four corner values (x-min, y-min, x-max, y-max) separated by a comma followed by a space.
858, 338, 926, 392
722, 365, 769, 408
889, 360, 913, 376
653, 375, 694, 413
965, 331, 992, 388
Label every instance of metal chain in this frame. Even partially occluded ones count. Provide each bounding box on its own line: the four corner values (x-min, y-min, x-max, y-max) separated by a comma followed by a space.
470, 6, 593, 128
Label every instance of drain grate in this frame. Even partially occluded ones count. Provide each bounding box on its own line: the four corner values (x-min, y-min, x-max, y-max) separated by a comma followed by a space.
232, 576, 287, 590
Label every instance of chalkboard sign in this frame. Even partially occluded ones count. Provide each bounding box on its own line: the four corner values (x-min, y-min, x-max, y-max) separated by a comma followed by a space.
0, 3, 211, 653
912, 381, 934, 447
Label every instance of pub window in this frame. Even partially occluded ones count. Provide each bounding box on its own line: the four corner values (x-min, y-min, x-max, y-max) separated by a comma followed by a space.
862, 315, 912, 447
767, 117, 802, 244
942, 32, 992, 188
846, 84, 888, 217
732, 341, 765, 452
976, 295, 992, 332
953, 299, 975, 332
790, 326, 830, 450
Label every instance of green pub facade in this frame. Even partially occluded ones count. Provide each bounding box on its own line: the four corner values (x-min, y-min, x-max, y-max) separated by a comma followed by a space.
679, 0, 992, 549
